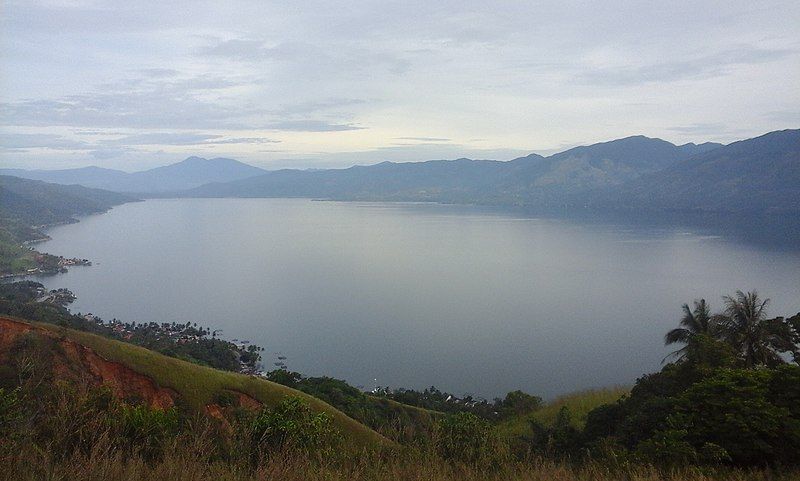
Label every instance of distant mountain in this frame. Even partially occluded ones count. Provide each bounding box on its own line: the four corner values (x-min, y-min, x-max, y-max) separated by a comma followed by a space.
0, 157, 266, 193
592, 129, 800, 213
0, 166, 130, 191
0, 175, 137, 227
186, 135, 723, 205
188, 157, 522, 203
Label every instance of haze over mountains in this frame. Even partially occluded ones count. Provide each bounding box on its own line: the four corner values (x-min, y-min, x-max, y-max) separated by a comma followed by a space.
185, 135, 725, 205
0, 175, 136, 227
3, 129, 799, 214
0, 156, 265, 193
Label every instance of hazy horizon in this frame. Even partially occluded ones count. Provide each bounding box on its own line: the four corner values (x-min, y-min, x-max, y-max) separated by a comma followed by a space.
2, 131, 741, 174
2, 1, 799, 171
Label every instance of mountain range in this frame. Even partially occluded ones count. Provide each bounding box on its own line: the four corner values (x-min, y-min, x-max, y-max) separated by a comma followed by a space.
183, 135, 725, 205
0, 156, 265, 193
3, 129, 798, 214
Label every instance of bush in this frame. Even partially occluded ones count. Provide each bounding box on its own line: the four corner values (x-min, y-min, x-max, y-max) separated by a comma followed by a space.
668, 368, 793, 466
499, 390, 542, 418
116, 404, 180, 459
0, 388, 21, 440
250, 396, 340, 456
436, 412, 505, 466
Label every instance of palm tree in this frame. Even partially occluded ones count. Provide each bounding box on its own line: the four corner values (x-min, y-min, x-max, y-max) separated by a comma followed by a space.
664, 299, 716, 361
717, 290, 793, 367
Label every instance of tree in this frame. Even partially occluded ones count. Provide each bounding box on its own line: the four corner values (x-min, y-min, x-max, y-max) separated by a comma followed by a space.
717, 291, 795, 367
499, 390, 542, 418
664, 299, 718, 361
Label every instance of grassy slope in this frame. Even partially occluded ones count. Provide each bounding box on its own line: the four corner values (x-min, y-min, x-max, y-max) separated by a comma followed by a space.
497, 386, 629, 439
24, 319, 388, 448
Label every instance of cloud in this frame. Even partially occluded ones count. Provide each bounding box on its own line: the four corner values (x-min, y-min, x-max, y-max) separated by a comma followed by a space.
395, 137, 451, 142
0, 132, 90, 151
210, 137, 281, 145
138, 68, 180, 78
273, 98, 367, 117
666, 123, 751, 136
102, 132, 281, 146
90, 148, 135, 160
576, 47, 797, 86
0, 89, 257, 130
263, 120, 364, 132
0, 73, 365, 134
763, 110, 800, 123
103, 132, 223, 146
2, 1, 799, 170
196, 39, 269, 60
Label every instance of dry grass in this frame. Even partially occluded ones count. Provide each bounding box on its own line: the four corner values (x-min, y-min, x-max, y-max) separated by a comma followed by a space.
2, 448, 793, 481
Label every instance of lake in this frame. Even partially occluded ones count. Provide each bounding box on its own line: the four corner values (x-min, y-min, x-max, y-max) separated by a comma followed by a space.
34, 198, 800, 399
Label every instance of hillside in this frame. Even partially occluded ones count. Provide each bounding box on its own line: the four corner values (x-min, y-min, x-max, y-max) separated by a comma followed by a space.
496, 386, 629, 440
186, 135, 720, 205
0, 175, 138, 275
1, 156, 266, 193
0, 175, 136, 227
0, 316, 388, 448
592, 129, 800, 213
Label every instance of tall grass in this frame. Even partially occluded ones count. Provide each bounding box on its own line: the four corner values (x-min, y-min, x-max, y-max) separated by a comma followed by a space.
22, 318, 388, 447
3, 447, 794, 481
498, 386, 629, 439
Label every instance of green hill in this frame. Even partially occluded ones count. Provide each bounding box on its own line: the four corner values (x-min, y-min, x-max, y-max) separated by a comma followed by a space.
1, 316, 389, 448
0, 175, 138, 276
497, 386, 629, 440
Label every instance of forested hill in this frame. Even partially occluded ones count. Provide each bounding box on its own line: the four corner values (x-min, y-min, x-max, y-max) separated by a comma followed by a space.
0, 175, 138, 275
0, 175, 137, 228
587, 129, 800, 213
184, 135, 723, 206
183, 130, 800, 215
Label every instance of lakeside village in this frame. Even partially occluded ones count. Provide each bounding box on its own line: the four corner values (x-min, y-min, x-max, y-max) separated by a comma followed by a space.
81, 311, 266, 375
2, 281, 505, 413
1, 281, 264, 375
31, 252, 92, 274
0, 248, 92, 279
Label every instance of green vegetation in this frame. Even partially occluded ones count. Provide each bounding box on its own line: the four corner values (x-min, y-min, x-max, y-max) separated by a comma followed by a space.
0, 174, 136, 276
497, 386, 629, 440
371, 385, 542, 420
24, 319, 386, 447
250, 396, 340, 456
573, 293, 800, 467
264, 369, 440, 440
0, 289, 798, 480
0, 281, 262, 373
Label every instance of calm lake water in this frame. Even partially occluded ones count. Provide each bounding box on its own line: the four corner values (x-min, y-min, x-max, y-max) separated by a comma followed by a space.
34, 198, 800, 399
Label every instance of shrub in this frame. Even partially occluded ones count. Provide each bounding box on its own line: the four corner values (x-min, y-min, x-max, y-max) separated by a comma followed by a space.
116, 404, 180, 459
499, 390, 542, 418
436, 411, 505, 466
527, 406, 582, 459
668, 368, 793, 466
0, 388, 21, 440
250, 396, 340, 456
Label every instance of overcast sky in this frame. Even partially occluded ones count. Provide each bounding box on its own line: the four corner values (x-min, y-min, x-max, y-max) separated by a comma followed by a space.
1, 0, 798, 171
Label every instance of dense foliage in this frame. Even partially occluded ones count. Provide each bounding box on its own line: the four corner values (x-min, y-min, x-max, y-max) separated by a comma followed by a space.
264, 369, 439, 439
539, 293, 800, 467
371, 385, 542, 420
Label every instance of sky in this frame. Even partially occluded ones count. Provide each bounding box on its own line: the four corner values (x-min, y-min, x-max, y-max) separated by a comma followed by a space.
1, 0, 799, 171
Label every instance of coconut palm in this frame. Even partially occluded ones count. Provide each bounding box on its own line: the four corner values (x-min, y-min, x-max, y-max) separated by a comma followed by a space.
664, 299, 716, 361
717, 290, 794, 367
